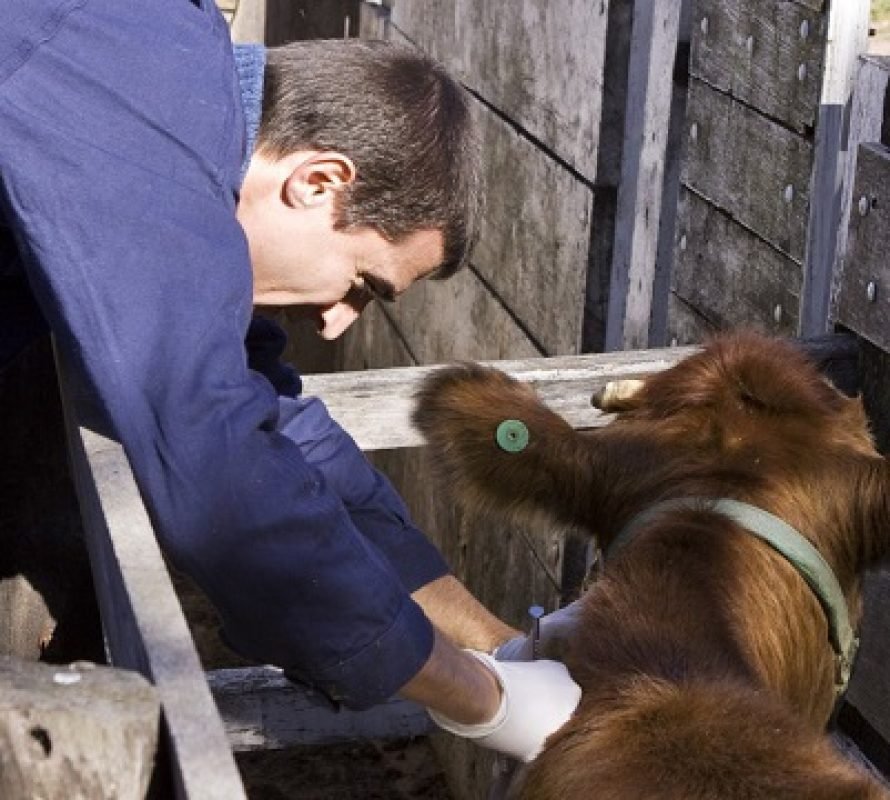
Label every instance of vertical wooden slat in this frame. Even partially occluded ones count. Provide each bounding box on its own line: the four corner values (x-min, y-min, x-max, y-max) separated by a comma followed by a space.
56, 351, 248, 800
229, 0, 266, 44
830, 56, 890, 319
800, 0, 871, 336
605, 0, 684, 350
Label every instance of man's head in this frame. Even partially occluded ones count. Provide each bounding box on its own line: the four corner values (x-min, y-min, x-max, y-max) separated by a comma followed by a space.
237, 39, 481, 339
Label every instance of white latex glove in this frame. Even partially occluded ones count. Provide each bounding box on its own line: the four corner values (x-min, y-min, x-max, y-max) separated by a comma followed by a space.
427, 650, 581, 763
494, 600, 585, 662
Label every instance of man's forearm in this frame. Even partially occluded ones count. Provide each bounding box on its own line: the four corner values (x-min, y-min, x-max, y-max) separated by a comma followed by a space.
411, 574, 519, 652
398, 627, 501, 724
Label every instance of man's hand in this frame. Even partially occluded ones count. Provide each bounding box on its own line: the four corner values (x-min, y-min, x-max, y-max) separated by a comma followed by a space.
428, 650, 581, 763
494, 600, 585, 662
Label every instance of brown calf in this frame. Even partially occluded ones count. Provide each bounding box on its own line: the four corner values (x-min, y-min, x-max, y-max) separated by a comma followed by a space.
413, 332, 890, 800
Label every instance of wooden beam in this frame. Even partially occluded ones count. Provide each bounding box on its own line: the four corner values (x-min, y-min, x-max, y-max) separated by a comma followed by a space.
303, 336, 858, 452
0, 656, 159, 799
56, 351, 248, 800
605, 0, 684, 350
841, 570, 890, 775
831, 56, 890, 322
836, 142, 890, 352
304, 346, 697, 451
208, 666, 436, 752
800, 0, 871, 336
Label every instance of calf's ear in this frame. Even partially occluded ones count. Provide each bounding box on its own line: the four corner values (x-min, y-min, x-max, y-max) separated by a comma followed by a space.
413, 363, 599, 528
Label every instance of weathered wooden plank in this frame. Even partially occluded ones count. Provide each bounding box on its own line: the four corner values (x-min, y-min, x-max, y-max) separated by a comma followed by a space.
0, 656, 159, 800
57, 354, 248, 800
830, 56, 890, 322
444, 90, 594, 357
683, 77, 814, 262
389, 0, 609, 181
672, 188, 802, 335
208, 666, 435, 751
843, 570, 890, 770
305, 336, 859, 451
265, 0, 361, 44
469, 102, 593, 356
650, 71, 692, 347
836, 143, 890, 352
303, 347, 699, 452
358, 0, 389, 40
381, 266, 542, 365
800, 0, 871, 336
337, 300, 416, 372
665, 291, 718, 345
689, 0, 826, 132
605, 0, 684, 351
229, 0, 265, 43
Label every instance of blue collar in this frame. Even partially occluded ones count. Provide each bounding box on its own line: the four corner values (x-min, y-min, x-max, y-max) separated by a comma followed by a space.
233, 44, 266, 183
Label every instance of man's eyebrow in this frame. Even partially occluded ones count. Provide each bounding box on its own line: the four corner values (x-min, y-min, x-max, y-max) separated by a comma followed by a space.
362, 273, 397, 303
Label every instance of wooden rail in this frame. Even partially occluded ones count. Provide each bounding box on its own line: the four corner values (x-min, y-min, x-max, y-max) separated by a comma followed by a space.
57, 351, 249, 800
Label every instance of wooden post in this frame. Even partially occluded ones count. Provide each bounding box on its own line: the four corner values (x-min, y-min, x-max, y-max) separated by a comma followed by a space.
605, 0, 684, 351
800, 0, 871, 336
229, 0, 266, 44
56, 350, 248, 800
830, 56, 890, 321
0, 656, 159, 800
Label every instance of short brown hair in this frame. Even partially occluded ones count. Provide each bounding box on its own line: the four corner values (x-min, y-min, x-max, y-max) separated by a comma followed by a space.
259, 39, 481, 278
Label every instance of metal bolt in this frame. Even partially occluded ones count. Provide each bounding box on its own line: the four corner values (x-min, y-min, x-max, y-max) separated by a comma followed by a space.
800, 20, 810, 40
867, 281, 878, 303
690, 123, 699, 142
670, 336, 679, 348
798, 63, 807, 82
53, 672, 82, 686
746, 35, 755, 55
773, 304, 783, 324
784, 185, 794, 204
700, 17, 709, 36
680, 234, 688, 252
859, 195, 871, 217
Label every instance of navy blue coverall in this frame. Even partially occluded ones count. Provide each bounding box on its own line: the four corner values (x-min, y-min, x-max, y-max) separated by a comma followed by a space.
0, 0, 448, 708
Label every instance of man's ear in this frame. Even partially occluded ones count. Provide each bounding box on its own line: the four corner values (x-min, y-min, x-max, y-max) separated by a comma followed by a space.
284, 152, 356, 209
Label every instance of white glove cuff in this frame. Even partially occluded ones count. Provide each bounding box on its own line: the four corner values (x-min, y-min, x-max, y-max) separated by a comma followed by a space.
427, 650, 508, 738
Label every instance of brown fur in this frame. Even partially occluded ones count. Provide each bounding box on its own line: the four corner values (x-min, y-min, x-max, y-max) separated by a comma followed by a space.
413, 332, 890, 799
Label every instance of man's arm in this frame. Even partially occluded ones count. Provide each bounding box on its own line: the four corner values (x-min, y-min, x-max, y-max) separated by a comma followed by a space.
412, 575, 519, 652
274, 393, 521, 651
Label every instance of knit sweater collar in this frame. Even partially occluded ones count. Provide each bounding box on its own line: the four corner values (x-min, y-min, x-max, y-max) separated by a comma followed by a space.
233, 44, 266, 182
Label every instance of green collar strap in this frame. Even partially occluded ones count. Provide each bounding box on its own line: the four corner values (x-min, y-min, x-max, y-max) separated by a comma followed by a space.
608, 497, 858, 697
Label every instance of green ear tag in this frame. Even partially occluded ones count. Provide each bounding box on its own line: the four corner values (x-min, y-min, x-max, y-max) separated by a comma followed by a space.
496, 419, 530, 452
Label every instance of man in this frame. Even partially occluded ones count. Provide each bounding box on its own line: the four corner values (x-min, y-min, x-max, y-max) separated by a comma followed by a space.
0, 0, 579, 761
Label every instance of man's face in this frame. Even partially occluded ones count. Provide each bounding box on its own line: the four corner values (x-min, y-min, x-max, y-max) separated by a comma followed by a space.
238, 150, 445, 339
